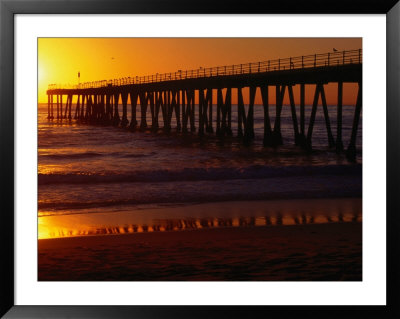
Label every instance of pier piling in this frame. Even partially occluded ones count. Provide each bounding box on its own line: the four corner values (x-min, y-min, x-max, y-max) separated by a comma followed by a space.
46, 49, 362, 161
336, 82, 344, 153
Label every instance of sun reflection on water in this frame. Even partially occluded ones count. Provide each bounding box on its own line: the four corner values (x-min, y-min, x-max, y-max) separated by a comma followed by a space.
38, 199, 362, 240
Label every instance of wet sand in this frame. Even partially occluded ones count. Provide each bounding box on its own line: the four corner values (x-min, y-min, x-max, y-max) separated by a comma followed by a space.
38, 197, 361, 239
38, 221, 362, 281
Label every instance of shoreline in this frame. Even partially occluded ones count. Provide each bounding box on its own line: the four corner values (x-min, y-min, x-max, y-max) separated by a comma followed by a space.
38, 173, 362, 213
38, 197, 362, 239
38, 222, 362, 281
38, 197, 362, 281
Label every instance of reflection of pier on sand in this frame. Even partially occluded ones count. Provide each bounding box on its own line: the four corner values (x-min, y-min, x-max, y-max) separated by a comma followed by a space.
38, 198, 362, 239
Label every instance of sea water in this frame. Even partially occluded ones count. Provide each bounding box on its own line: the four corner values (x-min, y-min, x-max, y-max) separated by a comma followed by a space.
38, 102, 362, 238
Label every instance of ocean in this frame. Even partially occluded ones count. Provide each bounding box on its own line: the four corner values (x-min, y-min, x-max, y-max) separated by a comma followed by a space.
38, 102, 362, 239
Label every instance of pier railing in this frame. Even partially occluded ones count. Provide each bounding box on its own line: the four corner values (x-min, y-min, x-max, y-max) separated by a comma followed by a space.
48, 49, 362, 90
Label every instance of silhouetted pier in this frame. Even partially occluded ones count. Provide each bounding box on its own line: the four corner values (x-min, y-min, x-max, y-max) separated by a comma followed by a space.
46, 49, 362, 158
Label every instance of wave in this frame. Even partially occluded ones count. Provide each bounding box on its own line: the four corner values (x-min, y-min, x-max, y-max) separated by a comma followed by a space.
38, 191, 362, 212
38, 164, 361, 185
40, 152, 104, 160
40, 151, 150, 160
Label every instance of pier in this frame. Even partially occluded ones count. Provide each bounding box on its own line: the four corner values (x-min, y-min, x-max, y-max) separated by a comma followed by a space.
46, 49, 362, 158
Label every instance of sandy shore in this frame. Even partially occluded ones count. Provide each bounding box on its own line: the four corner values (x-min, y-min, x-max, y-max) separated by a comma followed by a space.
38, 221, 362, 281
38, 198, 361, 239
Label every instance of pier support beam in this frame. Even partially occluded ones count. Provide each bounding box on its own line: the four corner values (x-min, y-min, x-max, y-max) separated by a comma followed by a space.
199, 88, 213, 135
336, 82, 344, 153
298, 83, 307, 147
98, 95, 103, 121
56, 95, 60, 119
64, 94, 69, 120
47, 94, 51, 119
320, 84, 335, 148
198, 89, 205, 136
237, 88, 244, 137
149, 91, 159, 131
89, 95, 94, 121
113, 93, 120, 126
167, 91, 173, 132
181, 90, 187, 132
59, 95, 64, 120
346, 82, 362, 161
65, 94, 69, 119
237, 87, 255, 144
171, 90, 181, 132
189, 90, 196, 132
94, 95, 99, 120
161, 91, 171, 132
104, 95, 111, 123
217, 88, 232, 137
78, 94, 87, 120
129, 91, 138, 130
305, 83, 335, 150
85, 95, 90, 120
226, 88, 233, 136
50, 94, 54, 119
87, 95, 93, 121
77, 95, 82, 120
74, 95, 80, 120
244, 86, 256, 144
306, 84, 321, 150
82, 95, 89, 120
99, 95, 105, 122
216, 90, 221, 135
261, 86, 273, 146
92, 95, 97, 121
98, 95, 103, 120
272, 85, 286, 146
67, 94, 72, 120
97, 95, 102, 120
154, 91, 164, 131
288, 85, 300, 145
182, 89, 195, 132
139, 91, 148, 130
121, 92, 129, 127
208, 90, 214, 134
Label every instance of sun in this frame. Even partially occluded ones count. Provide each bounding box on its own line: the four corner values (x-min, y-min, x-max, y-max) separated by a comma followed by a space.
38, 60, 50, 102
38, 65, 45, 83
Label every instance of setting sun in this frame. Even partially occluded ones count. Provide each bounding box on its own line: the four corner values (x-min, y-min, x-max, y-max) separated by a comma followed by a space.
38, 38, 362, 104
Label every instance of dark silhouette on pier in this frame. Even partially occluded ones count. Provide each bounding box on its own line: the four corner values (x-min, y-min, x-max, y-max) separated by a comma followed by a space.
46, 49, 362, 159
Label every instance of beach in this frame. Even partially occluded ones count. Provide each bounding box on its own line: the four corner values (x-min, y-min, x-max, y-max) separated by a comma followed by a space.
37, 100, 362, 281
38, 198, 362, 281
38, 214, 362, 281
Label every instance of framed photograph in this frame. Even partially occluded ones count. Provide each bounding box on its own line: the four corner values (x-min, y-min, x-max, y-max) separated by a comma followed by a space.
1, 0, 399, 318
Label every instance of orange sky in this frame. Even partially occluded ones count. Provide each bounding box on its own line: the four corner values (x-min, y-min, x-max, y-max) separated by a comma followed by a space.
38, 38, 361, 104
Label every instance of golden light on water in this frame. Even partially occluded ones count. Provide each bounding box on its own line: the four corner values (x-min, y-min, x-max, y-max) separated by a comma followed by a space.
38, 200, 362, 240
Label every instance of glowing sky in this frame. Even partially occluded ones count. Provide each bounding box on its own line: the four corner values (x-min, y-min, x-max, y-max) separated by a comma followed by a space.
38, 38, 362, 104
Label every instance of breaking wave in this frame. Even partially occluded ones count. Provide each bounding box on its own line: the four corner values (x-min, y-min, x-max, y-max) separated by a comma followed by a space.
38, 164, 361, 185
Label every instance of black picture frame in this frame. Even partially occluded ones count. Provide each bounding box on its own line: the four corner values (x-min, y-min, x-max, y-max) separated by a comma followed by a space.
1, 0, 399, 318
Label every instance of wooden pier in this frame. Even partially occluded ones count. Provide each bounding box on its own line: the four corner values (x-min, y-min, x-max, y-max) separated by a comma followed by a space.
46, 49, 362, 158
